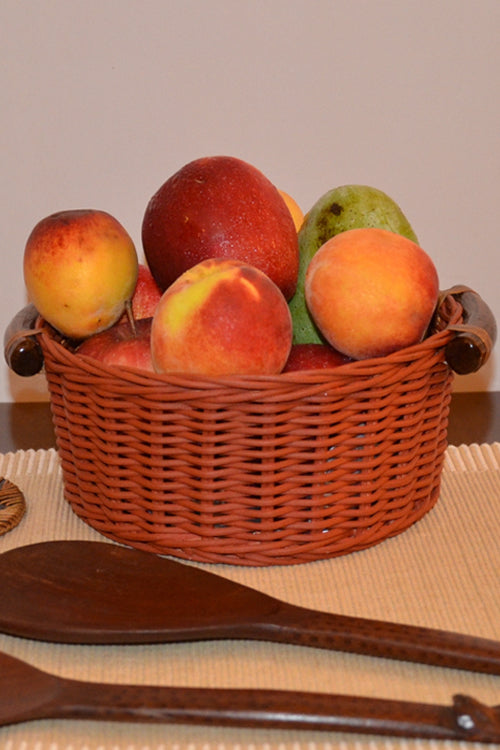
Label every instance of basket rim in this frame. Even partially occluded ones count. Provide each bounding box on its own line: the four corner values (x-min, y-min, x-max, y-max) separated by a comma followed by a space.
36, 291, 462, 389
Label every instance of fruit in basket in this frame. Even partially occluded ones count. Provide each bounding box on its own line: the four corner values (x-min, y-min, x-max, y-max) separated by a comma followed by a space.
119, 264, 162, 322
282, 343, 353, 372
305, 228, 439, 360
278, 189, 304, 231
130, 263, 162, 319
23, 209, 138, 339
76, 317, 154, 372
289, 184, 419, 344
300, 184, 418, 249
151, 258, 293, 376
142, 155, 299, 300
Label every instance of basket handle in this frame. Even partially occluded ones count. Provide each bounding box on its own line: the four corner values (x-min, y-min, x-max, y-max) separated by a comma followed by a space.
442, 285, 497, 375
3, 303, 44, 377
4, 288, 496, 377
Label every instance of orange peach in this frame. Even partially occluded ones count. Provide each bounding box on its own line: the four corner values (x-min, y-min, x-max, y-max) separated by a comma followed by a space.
23, 209, 138, 338
278, 189, 304, 232
151, 258, 293, 375
305, 228, 439, 360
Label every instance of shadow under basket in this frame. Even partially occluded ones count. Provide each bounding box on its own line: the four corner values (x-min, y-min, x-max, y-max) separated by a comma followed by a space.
36, 291, 480, 565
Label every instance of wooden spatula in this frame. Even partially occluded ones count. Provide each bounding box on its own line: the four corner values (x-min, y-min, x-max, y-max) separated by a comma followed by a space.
1, 649, 499, 741
1, 540, 499, 675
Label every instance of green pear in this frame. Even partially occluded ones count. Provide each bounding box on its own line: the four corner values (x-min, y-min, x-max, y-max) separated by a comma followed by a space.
288, 185, 419, 344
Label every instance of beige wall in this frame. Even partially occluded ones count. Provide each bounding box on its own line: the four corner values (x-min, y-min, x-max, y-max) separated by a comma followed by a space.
1, 0, 498, 401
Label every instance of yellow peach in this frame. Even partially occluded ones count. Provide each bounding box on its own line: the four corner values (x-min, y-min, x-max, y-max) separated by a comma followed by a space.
23, 209, 138, 338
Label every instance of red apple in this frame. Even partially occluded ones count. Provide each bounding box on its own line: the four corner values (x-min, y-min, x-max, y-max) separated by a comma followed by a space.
151, 258, 293, 376
131, 264, 163, 318
120, 264, 162, 323
76, 317, 154, 372
282, 343, 353, 372
142, 155, 299, 300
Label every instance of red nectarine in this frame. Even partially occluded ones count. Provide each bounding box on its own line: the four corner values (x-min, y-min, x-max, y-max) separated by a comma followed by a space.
142, 156, 299, 300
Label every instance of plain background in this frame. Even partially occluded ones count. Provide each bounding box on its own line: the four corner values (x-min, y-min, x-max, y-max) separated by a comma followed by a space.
1, 0, 499, 402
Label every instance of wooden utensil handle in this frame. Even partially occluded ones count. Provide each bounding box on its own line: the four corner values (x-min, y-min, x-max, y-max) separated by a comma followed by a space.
3, 648, 499, 741
443, 285, 497, 374
44, 679, 500, 743
258, 603, 500, 676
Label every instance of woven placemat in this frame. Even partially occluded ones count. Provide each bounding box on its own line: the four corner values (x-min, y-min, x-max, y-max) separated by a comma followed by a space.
0, 446, 499, 750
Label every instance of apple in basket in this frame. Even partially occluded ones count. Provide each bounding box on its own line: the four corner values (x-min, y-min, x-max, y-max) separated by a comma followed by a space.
305, 227, 440, 360
76, 317, 154, 372
141, 155, 299, 301
151, 258, 293, 376
23, 209, 138, 339
282, 343, 353, 372
119, 264, 162, 323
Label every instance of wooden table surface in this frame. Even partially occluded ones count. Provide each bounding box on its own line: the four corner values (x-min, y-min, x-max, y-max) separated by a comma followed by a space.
1, 392, 499, 453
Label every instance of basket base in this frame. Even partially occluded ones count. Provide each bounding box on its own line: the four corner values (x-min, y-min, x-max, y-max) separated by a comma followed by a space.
61, 483, 442, 566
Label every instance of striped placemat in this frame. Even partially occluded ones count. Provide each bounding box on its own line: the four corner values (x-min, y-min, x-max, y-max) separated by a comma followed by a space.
0, 445, 499, 750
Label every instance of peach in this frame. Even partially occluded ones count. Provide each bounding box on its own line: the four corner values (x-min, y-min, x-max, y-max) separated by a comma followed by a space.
76, 317, 154, 372
142, 155, 299, 300
151, 258, 293, 376
23, 209, 138, 339
278, 189, 304, 232
305, 228, 439, 360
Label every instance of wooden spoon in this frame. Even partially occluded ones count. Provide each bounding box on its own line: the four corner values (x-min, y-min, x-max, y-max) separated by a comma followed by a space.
1, 649, 499, 741
1, 541, 499, 675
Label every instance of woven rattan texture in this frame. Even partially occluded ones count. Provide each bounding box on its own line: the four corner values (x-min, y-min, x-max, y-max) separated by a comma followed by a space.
39, 296, 462, 566
0, 478, 26, 535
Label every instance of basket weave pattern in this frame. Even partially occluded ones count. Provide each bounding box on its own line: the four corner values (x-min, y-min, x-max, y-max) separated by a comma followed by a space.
40, 295, 462, 566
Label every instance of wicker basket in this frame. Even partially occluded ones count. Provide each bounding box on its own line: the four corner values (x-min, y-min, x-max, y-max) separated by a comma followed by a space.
31, 290, 482, 566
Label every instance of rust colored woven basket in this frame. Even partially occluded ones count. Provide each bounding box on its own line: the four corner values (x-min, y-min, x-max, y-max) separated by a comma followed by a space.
37, 294, 466, 566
